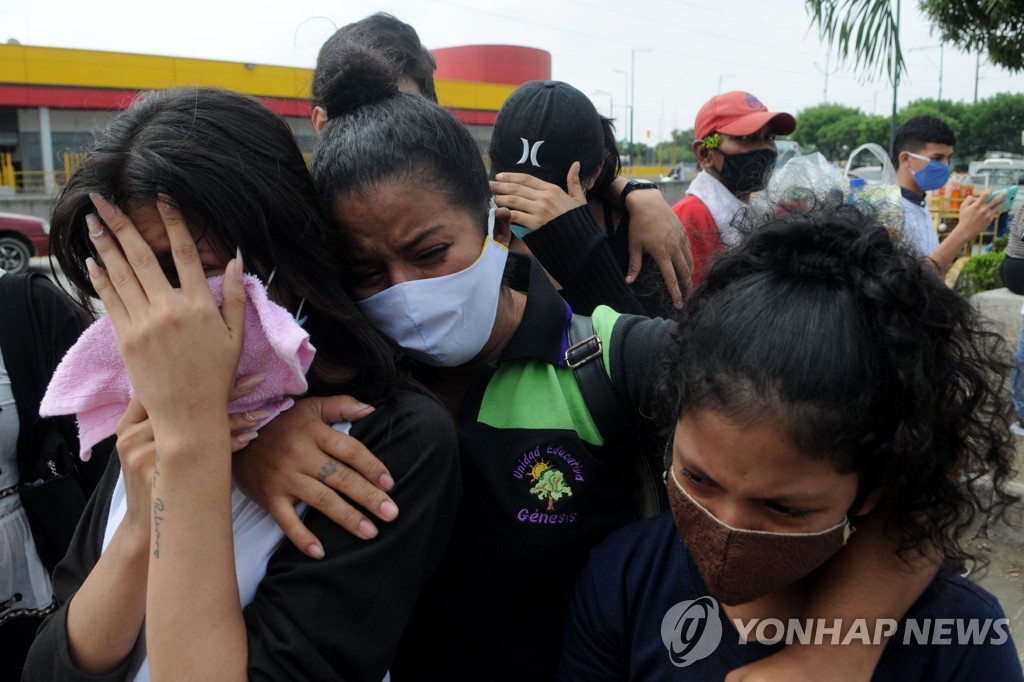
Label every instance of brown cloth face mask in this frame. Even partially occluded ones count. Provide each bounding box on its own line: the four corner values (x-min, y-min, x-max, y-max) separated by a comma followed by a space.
667, 467, 853, 606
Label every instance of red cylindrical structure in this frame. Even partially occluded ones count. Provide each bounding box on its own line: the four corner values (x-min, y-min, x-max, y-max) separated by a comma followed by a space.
432, 45, 551, 85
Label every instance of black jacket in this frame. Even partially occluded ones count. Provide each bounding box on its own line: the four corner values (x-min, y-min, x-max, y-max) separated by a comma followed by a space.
0, 272, 108, 573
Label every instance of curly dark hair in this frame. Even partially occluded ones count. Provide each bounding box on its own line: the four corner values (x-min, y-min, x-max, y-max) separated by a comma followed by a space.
656, 202, 1019, 567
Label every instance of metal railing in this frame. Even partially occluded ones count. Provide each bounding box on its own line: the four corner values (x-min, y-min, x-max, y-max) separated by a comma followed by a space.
0, 152, 86, 195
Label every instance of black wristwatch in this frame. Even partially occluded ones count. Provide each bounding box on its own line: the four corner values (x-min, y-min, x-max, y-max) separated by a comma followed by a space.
619, 178, 659, 206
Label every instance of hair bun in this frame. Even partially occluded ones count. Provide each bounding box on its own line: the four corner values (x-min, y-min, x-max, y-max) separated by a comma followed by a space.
314, 41, 401, 119
785, 253, 847, 284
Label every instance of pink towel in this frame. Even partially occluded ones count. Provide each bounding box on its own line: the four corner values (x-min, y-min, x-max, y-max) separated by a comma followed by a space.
40, 274, 315, 460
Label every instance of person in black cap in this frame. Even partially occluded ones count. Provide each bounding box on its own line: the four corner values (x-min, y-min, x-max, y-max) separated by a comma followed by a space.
489, 80, 686, 317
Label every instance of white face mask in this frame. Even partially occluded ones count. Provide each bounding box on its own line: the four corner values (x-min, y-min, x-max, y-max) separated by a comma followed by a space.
357, 207, 509, 367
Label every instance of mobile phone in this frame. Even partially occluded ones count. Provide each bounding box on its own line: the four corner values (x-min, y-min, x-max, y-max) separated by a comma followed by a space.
985, 185, 1018, 205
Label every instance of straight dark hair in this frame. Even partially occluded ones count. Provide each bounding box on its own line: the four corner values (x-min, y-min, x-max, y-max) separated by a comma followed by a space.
50, 87, 399, 401
314, 13, 438, 104
311, 43, 491, 242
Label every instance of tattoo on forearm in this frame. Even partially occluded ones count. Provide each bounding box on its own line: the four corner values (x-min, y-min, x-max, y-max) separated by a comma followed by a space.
153, 498, 164, 559
316, 461, 338, 483
152, 451, 161, 488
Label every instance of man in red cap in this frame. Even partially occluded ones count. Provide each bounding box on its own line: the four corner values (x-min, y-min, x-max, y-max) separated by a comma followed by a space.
672, 91, 796, 284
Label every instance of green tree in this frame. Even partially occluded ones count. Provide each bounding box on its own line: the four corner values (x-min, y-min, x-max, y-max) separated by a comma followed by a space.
671, 128, 695, 149
807, 0, 1024, 81
659, 128, 696, 165
959, 92, 1024, 160
793, 104, 866, 158
920, 0, 1024, 72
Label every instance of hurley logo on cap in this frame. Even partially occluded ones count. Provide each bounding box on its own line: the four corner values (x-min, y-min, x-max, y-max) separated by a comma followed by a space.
517, 138, 545, 167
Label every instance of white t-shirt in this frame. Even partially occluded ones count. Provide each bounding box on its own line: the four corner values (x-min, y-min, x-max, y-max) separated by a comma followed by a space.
901, 196, 939, 258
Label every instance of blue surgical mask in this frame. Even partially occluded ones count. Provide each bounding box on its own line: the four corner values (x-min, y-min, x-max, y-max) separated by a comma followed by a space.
907, 151, 952, 192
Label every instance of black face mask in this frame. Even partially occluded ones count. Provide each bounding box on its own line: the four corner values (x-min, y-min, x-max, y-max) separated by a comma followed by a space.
716, 147, 777, 195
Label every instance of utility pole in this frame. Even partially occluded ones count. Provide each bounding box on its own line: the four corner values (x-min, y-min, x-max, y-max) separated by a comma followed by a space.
815, 52, 838, 103
937, 42, 944, 115
909, 43, 945, 114
629, 48, 651, 167
888, 0, 901, 155
974, 52, 981, 104
630, 48, 636, 165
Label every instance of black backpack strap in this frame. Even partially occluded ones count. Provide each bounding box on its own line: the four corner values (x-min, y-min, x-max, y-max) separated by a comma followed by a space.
566, 314, 629, 448
566, 314, 665, 519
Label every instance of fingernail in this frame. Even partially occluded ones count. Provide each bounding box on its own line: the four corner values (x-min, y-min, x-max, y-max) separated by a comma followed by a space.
308, 543, 325, 560
243, 409, 272, 422
85, 213, 105, 239
358, 519, 378, 539
89, 192, 113, 219
236, 373, 266, 392
85, 257, 102, 279
380, 499, 399, 520
237, 431, 259, 444
357, 401, 376, 413
236, 247, 244, 274
379, 473, 395, 490
625, 275, 635, 284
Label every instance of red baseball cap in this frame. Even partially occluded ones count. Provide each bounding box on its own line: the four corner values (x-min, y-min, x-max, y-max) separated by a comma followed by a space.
694, 91, 796, 141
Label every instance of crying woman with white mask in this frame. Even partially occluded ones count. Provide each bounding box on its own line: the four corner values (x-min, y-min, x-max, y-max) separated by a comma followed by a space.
233, 44, 964, 682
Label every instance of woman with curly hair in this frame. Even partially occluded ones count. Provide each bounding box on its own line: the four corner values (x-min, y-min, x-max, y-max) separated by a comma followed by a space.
559, 205, 1022, 680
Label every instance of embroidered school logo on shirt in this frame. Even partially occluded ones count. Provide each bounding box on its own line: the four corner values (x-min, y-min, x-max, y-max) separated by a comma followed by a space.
512, 445, 584, 525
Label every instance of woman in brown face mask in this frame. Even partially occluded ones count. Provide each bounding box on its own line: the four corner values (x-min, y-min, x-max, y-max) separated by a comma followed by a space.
559, 204, 1023, 681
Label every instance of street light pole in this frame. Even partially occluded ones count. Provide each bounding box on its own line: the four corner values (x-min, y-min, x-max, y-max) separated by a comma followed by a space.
612, 67, 629, 163
630, 49, 637, 166
591, 90, 613, 119
629, 48, 651, 167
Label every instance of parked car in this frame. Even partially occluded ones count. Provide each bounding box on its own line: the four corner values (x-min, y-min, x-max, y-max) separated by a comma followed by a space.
776, 140, 803, 168
968, 156, 1024, 185
0, 211, 49, 274
848, 165, 885, 184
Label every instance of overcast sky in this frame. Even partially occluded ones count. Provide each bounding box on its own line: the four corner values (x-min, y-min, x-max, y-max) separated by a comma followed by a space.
5, 0, 1024, 146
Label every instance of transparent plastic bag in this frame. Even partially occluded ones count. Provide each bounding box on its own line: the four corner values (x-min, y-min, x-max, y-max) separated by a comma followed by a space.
844, 143, 904, 236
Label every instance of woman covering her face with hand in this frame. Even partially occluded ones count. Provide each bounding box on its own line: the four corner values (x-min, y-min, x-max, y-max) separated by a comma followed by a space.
560, 206, 1022, 680
236, 44, 963, 682
22, 87, 459, 682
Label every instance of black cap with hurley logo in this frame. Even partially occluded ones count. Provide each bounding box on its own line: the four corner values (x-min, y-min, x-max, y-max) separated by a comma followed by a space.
488, 80, 606, 190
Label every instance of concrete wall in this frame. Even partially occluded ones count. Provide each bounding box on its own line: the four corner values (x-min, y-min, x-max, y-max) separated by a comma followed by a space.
0, 194, 56, 220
